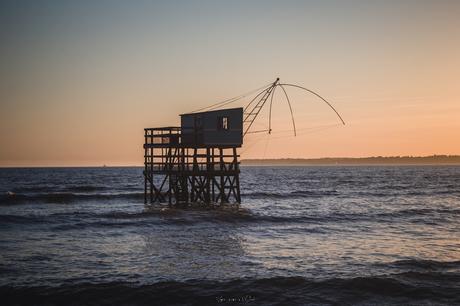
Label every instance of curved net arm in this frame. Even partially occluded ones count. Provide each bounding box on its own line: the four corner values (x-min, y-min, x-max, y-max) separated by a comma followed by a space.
278, 83, 345, 125
278, 84, 297, 136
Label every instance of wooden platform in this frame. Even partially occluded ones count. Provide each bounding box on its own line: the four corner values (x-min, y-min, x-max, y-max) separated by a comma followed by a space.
143, 127, 241, 207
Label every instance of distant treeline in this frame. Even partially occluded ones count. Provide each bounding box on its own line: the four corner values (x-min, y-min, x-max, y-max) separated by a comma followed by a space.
242, 155, 460, 165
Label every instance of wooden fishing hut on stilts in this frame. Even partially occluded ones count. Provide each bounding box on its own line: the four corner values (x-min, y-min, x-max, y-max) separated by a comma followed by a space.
143, 78, 345, 207
144, 108, 243, 207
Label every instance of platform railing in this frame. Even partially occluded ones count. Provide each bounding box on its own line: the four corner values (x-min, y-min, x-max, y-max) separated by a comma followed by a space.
144, 127, 181, 146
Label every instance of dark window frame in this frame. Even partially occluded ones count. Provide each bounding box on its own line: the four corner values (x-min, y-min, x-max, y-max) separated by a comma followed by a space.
218, 116, 229, 131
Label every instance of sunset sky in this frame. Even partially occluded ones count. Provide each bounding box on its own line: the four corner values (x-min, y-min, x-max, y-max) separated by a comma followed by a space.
1, 0, 459, 166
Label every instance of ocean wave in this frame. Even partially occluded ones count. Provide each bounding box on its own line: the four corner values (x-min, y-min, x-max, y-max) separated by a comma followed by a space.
0, 192, 144, 205
2, 205, 457, 229
65, 185, 108, 192
90, 209, 408, 226
352, 189, 460, 198
243, 189, 338, 199
7, 185, 109, 194
385, 259, 460, 271
243, 188, 460, 199
375, 208, 460, 220
99, 207, 460, 227
0, 214, 52, 225
1, 273, 459, 305
0, 209, 338, 228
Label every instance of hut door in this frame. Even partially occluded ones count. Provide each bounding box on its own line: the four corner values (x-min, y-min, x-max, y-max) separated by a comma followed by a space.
194, 116, 203, 145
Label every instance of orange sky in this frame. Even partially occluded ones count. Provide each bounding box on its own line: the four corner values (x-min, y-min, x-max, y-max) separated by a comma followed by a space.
0, 1, 459, 166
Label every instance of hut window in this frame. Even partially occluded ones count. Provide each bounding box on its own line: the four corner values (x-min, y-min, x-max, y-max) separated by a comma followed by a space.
218, 116, 229, 130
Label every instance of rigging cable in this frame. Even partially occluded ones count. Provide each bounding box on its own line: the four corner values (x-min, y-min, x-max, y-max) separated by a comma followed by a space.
191, 82, 273, 113
243, 83, 278, 137
278, 83, 345, 125
266, 124, 341, 140
268, 123, 342, 135
268, 85, 277, 134
240, 132, 272, 155
187, 79, 345, 143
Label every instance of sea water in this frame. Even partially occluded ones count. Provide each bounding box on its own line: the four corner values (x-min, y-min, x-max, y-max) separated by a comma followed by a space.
0, 166, 459, 305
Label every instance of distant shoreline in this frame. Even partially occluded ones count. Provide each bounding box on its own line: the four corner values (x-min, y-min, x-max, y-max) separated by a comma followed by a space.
241, 155, 460, 166
1, 155, 460, 168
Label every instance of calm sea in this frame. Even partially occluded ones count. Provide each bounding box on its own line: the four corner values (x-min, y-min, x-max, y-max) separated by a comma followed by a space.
1, 166, 459, 305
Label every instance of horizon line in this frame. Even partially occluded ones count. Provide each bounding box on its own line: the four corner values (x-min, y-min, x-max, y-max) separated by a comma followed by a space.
1, 155, 460, 168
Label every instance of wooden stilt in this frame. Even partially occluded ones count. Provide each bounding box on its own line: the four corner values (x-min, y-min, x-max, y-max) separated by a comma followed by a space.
143, 127, 241, 208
